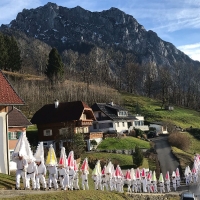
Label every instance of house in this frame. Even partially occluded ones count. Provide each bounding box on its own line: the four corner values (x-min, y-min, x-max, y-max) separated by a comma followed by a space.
0, 70, 25, 174
31, 100, 103, 151
149, 122, 168, 135
8, 106, 32, 170
89, 102, 149, 134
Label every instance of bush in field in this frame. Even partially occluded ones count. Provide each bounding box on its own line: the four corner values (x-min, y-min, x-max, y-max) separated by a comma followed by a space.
132, 145, 144, 167
168, 131, 190, 151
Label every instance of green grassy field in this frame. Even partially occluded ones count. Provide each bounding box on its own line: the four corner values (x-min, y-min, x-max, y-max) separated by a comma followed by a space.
122, 92, 200, 129
82, 152, 149, 169
97, 136, 150, 150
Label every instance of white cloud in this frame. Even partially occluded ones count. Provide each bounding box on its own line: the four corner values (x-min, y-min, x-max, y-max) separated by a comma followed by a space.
178, 43, 200, 61
0, 0, 41, 25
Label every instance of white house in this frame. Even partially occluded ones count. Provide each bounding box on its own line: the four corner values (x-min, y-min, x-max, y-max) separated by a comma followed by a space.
90, 102, 149, 134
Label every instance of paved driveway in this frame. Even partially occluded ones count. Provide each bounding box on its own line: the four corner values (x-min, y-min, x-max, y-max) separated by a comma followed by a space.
151, 135, 179, 176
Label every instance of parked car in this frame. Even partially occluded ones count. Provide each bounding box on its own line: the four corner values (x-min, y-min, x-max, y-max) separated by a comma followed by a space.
147, 131, 157, 138
180, 192, 197, 200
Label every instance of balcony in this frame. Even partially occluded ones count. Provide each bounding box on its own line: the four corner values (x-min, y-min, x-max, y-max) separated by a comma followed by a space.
84, 132, 103, 140
76, 119, 93, 126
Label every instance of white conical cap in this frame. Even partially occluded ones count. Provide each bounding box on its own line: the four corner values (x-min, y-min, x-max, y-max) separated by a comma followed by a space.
24, 135, 35, 161
105, 161, 112, 174
13, 131, 34, 160
34, 142, 44, 163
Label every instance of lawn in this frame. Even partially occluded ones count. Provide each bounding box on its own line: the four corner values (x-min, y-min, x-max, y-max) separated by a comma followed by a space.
82, 152, 149, 169
97, 136, 150, 150
122, 92, 200, 129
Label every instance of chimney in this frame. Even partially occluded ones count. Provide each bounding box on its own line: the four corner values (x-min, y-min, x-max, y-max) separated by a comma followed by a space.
54, 99, 59, 108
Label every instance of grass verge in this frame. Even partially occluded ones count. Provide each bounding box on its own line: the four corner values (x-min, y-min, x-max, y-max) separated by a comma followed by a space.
97, 136, 150, 150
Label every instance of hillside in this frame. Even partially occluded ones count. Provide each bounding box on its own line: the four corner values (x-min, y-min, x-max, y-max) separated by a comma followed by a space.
122, 92, 200, 129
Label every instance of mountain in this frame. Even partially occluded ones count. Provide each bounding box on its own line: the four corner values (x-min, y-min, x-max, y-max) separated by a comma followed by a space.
1, 2, 199, 70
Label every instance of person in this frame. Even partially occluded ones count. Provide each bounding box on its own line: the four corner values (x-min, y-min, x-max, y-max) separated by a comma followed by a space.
63, 166, 69, 190
141, 176, 147, 193
132, 177, 138, 193
26, 159, 37, 190
35, 159, 47, 190
68, 166, 75, 190
92, 174, 99, 190
73, 170, 80, 190
172, 176, 176, 191
12, 153, 28, 190
47, 165, 58, 190
81, 170, 89, 190
57, 164, 67, 190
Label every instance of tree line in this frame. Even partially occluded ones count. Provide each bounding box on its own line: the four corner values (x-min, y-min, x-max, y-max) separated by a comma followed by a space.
0, 32, 21, 71
1, 29, 200, 113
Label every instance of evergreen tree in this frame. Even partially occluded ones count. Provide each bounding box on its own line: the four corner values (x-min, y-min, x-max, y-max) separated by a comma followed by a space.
45, 47, 64, 84
132, 145, 144, 167
0, 33, 8, 69
5, 36, 21, 71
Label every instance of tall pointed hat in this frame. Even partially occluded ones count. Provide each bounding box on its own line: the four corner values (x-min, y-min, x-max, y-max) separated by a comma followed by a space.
159, 173, 164, 182
165, 171, 170, 181
46, 144, 57, 166
172, 171, 176, 178
147, 171, 152, 180
102, 165, 106, 175
95, 160, 101, 175
125, 169, 131, 180
115, 165, 121, 177
176, 168, 180, 177
34, 142, 44, 163
130, 168, 136, 180
13, 131, 31, 159
68, 151, 74, 168
105, 161, 112, 174
92, 165, 98, 176
80, 157, 89, 173
141, 168, 146, 178
58, 147, 67, 167
152, 171, 156, 182
136, 168, 141, 179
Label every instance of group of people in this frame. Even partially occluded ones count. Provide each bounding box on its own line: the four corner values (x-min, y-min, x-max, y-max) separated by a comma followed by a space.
12, 136, 89, 191
12, 132, 200, 192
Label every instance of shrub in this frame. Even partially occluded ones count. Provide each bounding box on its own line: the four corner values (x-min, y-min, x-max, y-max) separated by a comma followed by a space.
134, 128, 144, 137
168, 132, 190, 151
132, 145, 144, 167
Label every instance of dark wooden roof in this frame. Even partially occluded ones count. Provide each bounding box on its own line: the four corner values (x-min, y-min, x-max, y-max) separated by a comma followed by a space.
0, 70, 24, 105
8, 107, 32, 127
91, 103, 137, 121
31, 101, 95, 125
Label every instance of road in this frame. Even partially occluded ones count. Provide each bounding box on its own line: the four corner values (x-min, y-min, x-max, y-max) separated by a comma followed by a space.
151, 135, 179, 176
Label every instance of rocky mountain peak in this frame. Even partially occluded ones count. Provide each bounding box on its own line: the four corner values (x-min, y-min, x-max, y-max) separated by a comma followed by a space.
1, 2, 199, 68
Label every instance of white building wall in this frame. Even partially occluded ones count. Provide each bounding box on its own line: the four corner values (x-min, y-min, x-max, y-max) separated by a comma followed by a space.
0, 112, 9, 174
115, 121, 128, 133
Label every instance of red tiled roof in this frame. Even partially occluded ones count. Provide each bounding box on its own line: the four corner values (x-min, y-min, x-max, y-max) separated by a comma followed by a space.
31, 101, 95, 125
0, 70, 24, 105
8, 106, 32, 127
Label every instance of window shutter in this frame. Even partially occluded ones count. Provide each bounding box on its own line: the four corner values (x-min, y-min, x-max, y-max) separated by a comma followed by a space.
17, 132, 22, 139
8, 132, 11, 140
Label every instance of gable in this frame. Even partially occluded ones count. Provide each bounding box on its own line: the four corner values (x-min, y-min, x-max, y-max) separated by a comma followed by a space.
0, 70, 24, 105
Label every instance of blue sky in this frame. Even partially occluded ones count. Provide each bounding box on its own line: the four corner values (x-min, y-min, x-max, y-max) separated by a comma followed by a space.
0, 0, 200, 61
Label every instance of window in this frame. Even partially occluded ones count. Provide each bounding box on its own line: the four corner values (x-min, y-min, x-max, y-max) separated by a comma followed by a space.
9, 132, 17, 140
118, 111, 128, 117
122, 122, 125, 127
109, 123, 113, 128
93, 124, 97, 129
59, 128, 67, 135
117, 122, 119, 127
43, 129, 52, 136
